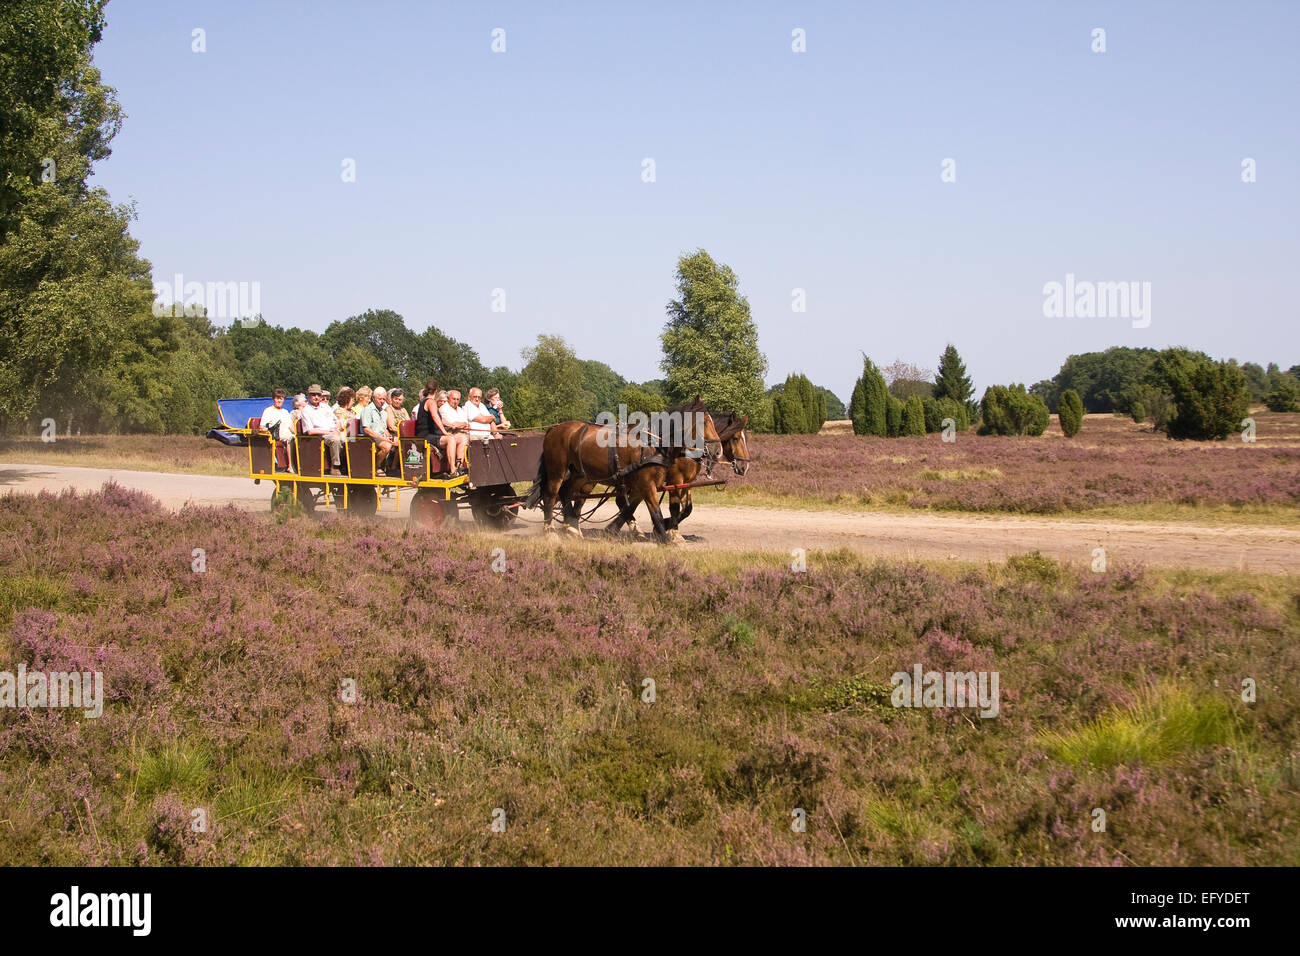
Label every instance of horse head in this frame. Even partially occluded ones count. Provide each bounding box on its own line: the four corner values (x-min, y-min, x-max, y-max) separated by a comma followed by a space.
716, 413, 751, 475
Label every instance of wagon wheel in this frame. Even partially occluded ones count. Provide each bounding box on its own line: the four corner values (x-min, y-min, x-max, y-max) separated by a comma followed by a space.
470, 485, 519, 530
410, 488, 448, 529
348, 485, 378, 517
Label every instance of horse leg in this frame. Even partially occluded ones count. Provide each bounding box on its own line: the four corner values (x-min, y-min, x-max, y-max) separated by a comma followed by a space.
558, 475, 584, 537
666, 489, 682, 530
543, 472, 565, 534
635, 474, 672, 544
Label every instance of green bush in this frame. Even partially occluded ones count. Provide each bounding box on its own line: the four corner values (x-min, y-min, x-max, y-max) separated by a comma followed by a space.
1130, 401, 1146, 424
1265, 379, 1300, 413
848, 358, 888, 436
921, 397, 941, 433
886, 395, 904, 437
1058, 389, 1083, 437
978, 384, 1050, 436
933, 396, 969, 432
902, 395, 926, 436
1151, 349, 1250, 440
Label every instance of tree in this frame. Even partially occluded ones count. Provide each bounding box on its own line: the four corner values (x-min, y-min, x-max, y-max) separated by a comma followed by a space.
933, 344, 974, 410
934, 397, 969, 432
1149, 349, 1250, 441
1264, 378, 1300, 412
511, 334, 590, 427
617, 382, 666, 417
884, 359, 935, 400
1240, 362, 1270, 403
0, 2, 151, 430
0, 0, 111, 244
817, 387, 846, 420
579, 359, 627, 420
660, 249, 768, 416
902, 395, 926, 436
320, 309, 419, 381
1058, 389, 1084, 437
978, 384, 1050, 436
1048, 347, 1159, 413
885, 395, 904, 437
848, 356, 888, 436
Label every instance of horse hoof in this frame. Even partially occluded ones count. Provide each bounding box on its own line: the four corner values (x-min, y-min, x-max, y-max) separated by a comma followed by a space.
564, 525, 584, 539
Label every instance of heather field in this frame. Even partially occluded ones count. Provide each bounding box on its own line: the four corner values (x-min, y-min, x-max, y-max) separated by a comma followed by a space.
1, 483, 1297, 866
714, 411, 1300, 516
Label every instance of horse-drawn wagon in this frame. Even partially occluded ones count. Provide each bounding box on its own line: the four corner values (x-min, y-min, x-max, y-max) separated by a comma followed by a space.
209, 397, 751, 538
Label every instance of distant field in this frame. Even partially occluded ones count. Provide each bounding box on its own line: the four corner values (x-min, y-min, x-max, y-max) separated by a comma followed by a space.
0, 433, 248, 477
1, 483, 1296, 865
713, 410, 1300, 517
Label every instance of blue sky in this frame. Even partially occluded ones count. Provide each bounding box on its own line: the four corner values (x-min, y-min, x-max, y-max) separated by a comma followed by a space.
92, 1, 1299, 402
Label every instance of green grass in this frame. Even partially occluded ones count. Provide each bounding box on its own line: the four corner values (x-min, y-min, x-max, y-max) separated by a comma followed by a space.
1042, 684, 1243, 769
135, 742, 214, 797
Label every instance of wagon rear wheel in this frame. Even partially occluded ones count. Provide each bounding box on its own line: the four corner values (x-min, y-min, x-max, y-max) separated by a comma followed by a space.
410, 489, 447, 529
470, 486, 519, 530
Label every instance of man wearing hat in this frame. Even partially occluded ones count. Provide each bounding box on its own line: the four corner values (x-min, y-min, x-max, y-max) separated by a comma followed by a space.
300, 384, 346, 475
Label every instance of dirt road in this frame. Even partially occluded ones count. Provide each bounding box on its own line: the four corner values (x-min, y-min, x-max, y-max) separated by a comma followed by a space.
3, 462, 1298, 573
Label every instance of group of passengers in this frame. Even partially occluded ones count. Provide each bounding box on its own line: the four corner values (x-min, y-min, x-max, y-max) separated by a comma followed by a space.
259, 380, 511, 478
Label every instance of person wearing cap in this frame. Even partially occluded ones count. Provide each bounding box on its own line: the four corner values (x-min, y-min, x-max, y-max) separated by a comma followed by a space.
300, 384, 346, 475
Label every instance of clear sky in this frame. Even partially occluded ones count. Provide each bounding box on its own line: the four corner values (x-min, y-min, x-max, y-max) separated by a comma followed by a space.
91, 0, 1298, 402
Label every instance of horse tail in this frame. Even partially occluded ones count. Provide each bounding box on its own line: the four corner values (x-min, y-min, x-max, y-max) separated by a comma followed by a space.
523, 438, 547, 509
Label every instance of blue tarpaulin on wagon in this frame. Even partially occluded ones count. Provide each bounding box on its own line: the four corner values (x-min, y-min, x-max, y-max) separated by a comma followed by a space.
207, 397, 276, 445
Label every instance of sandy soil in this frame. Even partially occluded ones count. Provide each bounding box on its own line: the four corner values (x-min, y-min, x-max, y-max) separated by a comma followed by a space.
3, 462, 1298, 574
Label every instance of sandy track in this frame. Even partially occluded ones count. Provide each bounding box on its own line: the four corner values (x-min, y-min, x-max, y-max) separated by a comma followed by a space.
3, 462, 1298, 574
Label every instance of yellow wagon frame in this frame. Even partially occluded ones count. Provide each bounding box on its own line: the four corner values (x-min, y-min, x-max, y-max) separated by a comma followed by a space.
218, 408, 469, 513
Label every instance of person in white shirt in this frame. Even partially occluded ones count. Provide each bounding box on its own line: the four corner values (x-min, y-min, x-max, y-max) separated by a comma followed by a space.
463, 387, 495, 442
438, 389, 471, 474
300, 383, 346, 475
259, 388, 297, 472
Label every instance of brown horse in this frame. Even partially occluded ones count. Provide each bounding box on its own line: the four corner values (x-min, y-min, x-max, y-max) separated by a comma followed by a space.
525, 420, 672, 541
603, 407, 751, 538
526, 398, 719, 542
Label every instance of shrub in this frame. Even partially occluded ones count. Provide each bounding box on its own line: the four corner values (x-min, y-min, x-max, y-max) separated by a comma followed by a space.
848, 358, 888, 436
1130, 401, 1146, 424
979, 384, 1050, 436
1151, 350, 1250, 440
1058, 389, 1083, 437
902, 395, 926, 436
933, 396, 969, 432
886, 395, 904, 437
1265, 378, 1300, 413
921, 397, 941, 433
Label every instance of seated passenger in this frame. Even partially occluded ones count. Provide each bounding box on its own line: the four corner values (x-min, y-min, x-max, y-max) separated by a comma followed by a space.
440, 389, 471, 473
365, 387, 398, 472
485, 387, 512, 431
413, 380, 459, 476
388, 388, 409, 428
463, 387, 495, 443
300, 384, 346, 475
259, 388, 296, 472
334, 387, 358, 433
289, 393, 307, 430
